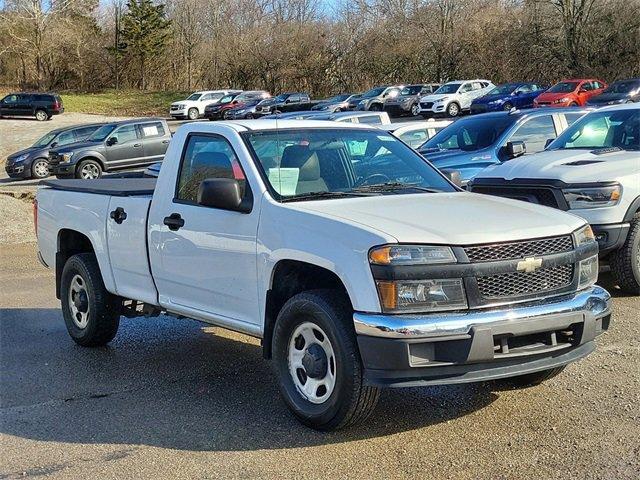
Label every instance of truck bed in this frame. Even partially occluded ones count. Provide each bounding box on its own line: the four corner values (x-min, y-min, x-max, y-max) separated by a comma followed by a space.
40, 178, 156, 196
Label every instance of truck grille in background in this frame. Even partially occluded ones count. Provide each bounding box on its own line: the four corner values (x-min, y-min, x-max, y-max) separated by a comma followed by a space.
420, 102, 434, 109
477, 264, 574, 299
48, 152, 61, 166
464, 235, 573, 262
471, 186, 560, 209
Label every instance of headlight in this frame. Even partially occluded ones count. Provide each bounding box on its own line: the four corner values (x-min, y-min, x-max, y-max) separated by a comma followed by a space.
578, 255, 598, 289
573, 224, 596, 247
370, 245, 456, 265
376, 279, 467, 313
553, 97, 570, 104
434, 97, 448, 103
60, 152, 74, 163
14, 153, 29, 163
563, 185, 621, 209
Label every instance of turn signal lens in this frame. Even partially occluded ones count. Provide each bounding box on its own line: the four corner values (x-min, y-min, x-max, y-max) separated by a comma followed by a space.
369, 245, 456, 265
573, 224, 596, 247
376, 279, 467, 313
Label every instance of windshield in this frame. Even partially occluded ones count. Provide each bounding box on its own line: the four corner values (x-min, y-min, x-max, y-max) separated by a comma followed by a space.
243, 128, 454, 201
548, 108, 640, 151
88, 124, 116, 141
421, 116, 516, 152
219, 95, 235, 103
434, 83, 461, 95
326, 94, 351, 102
605, 80, 640, 94
487, 83, 519, 95
401, 86, 423, 95
548, 82, 579, 93
187, 93, 202, 101
32, 132, 57, 148
362, 87, 385, 98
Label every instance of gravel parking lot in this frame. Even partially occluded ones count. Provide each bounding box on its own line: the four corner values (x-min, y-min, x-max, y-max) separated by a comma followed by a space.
1, 115, 639, 479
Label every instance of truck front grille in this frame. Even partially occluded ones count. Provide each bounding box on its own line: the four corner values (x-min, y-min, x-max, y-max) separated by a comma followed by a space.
420, 102, 434, 109
477, 264, 574, 299
464, 235, 573, 262
471, 186, 561, 209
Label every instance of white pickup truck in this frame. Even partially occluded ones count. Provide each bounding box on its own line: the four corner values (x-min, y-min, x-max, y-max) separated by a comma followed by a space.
36, 120, 611, 430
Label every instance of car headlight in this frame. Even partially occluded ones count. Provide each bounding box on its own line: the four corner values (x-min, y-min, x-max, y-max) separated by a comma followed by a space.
562, 184, 621, 209
14, 153, 29, 163
370, 245, 456, 265
573, 224, 596, 247
578, 255, 599, 289
376, 279, 468, 313
553, 97, 570, 104
60, 152, 74, 163
434, 97, 448, 103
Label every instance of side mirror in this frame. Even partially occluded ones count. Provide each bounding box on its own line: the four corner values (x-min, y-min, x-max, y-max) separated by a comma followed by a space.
50, 142, 58, 148
544, 138, 554, 149
285, 99, 292, 104
506, 141, 526, 159
106, 137, 118, 146
197, 178, 250, 212
441, 168, 463, 188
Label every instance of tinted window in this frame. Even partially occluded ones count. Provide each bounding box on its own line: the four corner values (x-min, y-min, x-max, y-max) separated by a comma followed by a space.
606, 80, 640, 94
288, 95, 300, 102
422, 116, 516, 152
509, 115, 557, 153
74, 126, 100, 139
110, 124, 137, 143
140, 122, 165, 138
3, 94, 19, 103
401, 86, 423, 95
56, 131, 77, 146
488, 84, 519, 95
186, 93, 202, 101
362, 87, 386, 98
176, 135, 246, 203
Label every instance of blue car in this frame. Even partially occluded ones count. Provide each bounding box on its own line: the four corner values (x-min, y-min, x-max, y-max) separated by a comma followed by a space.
470, 82, 547, 114
418, 107, 589, 185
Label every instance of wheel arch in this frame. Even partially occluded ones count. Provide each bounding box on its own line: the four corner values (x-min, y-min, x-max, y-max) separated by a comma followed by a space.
75, 155, 106, 174
55, 229, 97, 299
624, 195, 640, 222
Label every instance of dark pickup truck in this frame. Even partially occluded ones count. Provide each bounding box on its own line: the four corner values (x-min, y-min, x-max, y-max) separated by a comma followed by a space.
49, 118, 171, 179
254, 92, 317, 117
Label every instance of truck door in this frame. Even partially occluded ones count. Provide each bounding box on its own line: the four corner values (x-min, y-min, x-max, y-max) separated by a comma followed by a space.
104, 123, 143, 168
139, 121, 170, 164
149, 133, 261, 333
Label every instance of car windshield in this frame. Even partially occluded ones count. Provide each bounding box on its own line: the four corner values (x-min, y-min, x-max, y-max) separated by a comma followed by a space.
548, 82, 579, 93
487, 84, 518, 95
400, 86, 423, 95
548, 108, 640, 151
243, 128, 454, 201
326, 94, 351, 102
32, 132, 57, 148
605, 80, 640, 94
361, 87, 385, 98
187, 93, 202, 101
434, 83, 461, 95
88, 124, 117, 141
421, 116, 516, 152
219, 95, 235, 103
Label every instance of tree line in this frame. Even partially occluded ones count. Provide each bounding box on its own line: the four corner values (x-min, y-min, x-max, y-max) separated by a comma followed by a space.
0, 0, 638, 96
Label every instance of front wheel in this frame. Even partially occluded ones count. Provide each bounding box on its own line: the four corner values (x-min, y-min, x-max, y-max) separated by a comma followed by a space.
369, 103, 382, 111
410, 103, 420, 116
187, 108, 199, 120
76, 159, 102, 179
272, 290, 380, 430
492, 366, 566, 390
31, 158, 50, 179
503, 102, 513, 111
446, 102, 460, 117
610, 213, 640, 294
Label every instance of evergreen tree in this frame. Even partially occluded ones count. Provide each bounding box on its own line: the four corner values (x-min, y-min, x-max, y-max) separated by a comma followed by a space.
119, 0, 171, 90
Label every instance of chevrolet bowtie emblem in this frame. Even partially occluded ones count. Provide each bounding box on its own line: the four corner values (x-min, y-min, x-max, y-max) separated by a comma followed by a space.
516, 257, 543, 273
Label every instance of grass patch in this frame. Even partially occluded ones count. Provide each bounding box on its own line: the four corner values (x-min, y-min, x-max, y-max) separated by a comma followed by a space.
61, 90, 190, 117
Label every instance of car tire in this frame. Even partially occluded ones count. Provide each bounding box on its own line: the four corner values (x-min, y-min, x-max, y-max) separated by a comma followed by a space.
503, 102, 514, 111
187, 108, 199, 120
410, 103, 420, 116
569, 102, 579, 107
272, 289, 380, 431
492, 366, 566, 390
246, 113, 254, 119
60, 253, 121, 347
446, 102, 460, 117
35, 109, 48, 121
31, 158, 50, 179
610, 213, 640, 294
76, 159, 102, 179
369, 103, 382, 111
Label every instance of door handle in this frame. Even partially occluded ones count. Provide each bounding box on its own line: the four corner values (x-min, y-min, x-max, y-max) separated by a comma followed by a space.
162, 140, 170, 144
163, 213, 184, 231
109, 207, 127, 224
133, 143, 142, 147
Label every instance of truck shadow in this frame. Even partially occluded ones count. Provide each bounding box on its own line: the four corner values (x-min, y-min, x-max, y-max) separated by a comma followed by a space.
0, 308, 499, 452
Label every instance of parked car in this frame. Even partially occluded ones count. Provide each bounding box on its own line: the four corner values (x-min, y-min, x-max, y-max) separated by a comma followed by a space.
0, 92, 64, 121
380, 120, 452, 148
224, 100, 263, 119
419, 80, 495, 117
357, 85, 403, 111
48, 118, 171, 179
383, 84, 440, 117
254, 93, 316, 117
311, 94, 357, 112
469, 103, 640, 293
586, 78, 640, 106
169, 90, 241, 120
36, 119, 610, 431
534, 79, 606, 108
418, 107, 589, 184
344, 94, 363, 110
261, 110, 392, 125
203, 93, 242, 121
5, 123, 103, 179
470, 82, 547, 113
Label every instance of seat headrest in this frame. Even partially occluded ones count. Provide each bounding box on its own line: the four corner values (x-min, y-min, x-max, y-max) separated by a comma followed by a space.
280, 145, 321, 180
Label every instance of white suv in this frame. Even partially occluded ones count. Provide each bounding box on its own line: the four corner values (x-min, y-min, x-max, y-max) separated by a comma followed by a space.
419, 80, 494, 117
170, 90, 241, 120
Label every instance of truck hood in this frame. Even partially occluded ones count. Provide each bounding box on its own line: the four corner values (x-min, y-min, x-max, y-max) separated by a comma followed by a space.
475, 148, 640, 183
290, 192, 585, 245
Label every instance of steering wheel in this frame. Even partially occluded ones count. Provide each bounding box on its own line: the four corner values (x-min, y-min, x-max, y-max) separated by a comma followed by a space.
356, 173, 391, 187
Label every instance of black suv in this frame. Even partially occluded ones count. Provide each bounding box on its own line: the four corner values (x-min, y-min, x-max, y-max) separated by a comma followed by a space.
5, 123, 104, 179
254, 93, 315, 117
0, 92, 64, 121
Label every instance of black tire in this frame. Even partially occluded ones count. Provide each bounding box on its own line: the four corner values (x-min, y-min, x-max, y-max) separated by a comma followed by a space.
187, 108, 199, 120
446, 102, 460, 117
60, 253, 121, 347
76, 159, 102, 179
492, 366, 566, 390
503, 102, 513, 111
569, 102, 579, 107
31, 158, 50, 179
610, 213, 640, 294
369, 103, 382, 111
35, 109, 48, 121
272, 289, 380, 431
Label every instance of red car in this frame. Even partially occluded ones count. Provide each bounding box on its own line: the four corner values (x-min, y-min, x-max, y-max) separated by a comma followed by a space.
533, 79, 607, 107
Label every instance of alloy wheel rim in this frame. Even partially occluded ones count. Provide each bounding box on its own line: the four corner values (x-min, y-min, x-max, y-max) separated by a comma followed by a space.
81, 164, 99, 179
36, 111, 47, 121
411, 104, 419, 116
288, 322, 336, 404
449, 104, 459, 116
34, 160, 49, 177
189, 109, 198, 119
68, 274, 90, 328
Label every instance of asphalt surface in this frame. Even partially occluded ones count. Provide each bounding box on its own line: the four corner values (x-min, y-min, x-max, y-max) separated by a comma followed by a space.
1, 243, 639, 479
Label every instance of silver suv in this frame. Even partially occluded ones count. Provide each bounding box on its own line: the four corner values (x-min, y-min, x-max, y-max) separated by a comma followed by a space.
419, 80, 494, 117
357, 85, 404, 111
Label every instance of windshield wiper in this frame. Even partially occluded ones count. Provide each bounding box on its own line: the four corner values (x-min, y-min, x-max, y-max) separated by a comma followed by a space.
352, 182, 443, 193
281, 191, 372, 202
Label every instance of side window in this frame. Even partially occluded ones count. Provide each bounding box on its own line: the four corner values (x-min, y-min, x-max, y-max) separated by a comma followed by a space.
288, 95, 300, 103
110, 124, 138, 144
564, 113, 585, 126
356, 115, 382, 125
140, 122, 166, 138
581, 82, 593, 91
19, 94, 33, 103
3, 94, 19, 103
176, 135, 246, 204
517, 84, 533, 94
471, 82, 483, 90
459, 83, 472, 93
74, 126, 99, 139
509, 115, 558, 153
398, 129, 428, 148
200, 94, 211, 101
56, 131, 77, 146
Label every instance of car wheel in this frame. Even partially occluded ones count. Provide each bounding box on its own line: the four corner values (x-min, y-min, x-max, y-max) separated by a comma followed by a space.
410, 103, 420, 116
569, 102, 579, 107
31, 158, 50, 179
187, 108, 199, 120
503, 102, 514, 111
491, 367, 566, 390
76, 159, 102, 180
370, 103, 382, 111
610, 213, 640, 294
446, 102, 460, 117
272, 289, 380, 431
246, 113, 254, 119
35, 109, 48, 121
60, 253, 121, 347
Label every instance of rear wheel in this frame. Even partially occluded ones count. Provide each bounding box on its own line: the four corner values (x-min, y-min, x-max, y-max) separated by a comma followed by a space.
31, 158, 49, 179
610, 213, 640, 294
272, 290, 380, 430
446, 102, 460, 117
492, 366, 566, 390
187, 108, 199, 120
76, 159, 102, 179
35, 109, 48, 121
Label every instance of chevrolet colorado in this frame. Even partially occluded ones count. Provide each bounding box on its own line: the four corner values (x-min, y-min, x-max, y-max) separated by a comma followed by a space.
36, 120, 611, 430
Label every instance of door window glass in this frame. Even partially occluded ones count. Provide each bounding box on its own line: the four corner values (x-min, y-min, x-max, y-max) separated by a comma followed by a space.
110, 124, 138, 144
3, 94, 19, 103
509, 115, 557, 153
56, 131, 77, 146
459, 83, 473, 93
140, 122, 166, 138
